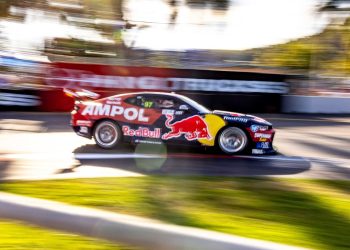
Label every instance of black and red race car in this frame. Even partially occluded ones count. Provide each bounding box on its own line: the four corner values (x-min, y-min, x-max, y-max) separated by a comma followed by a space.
66, 90, 276, 154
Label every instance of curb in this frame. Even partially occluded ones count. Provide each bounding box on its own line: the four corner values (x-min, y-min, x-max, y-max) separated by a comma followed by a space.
0, 192, 307, 250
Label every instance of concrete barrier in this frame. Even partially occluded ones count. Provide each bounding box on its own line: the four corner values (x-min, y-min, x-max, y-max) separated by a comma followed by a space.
0, 192, 306, 250
283, 95, 350, 114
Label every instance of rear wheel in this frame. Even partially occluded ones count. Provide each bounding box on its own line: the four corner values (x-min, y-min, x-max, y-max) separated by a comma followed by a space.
217, 127, 248, 154
93, 120, 121, 149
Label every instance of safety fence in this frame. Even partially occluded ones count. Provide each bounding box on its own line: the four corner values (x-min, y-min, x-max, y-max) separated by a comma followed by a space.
0, 56, 289, 113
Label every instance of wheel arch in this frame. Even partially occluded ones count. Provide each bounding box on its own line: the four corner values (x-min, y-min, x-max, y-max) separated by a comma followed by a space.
92, 118, 123, 140
214, 123, 252, 149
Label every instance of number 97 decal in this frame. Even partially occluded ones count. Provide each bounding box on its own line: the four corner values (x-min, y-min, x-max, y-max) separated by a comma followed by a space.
144, 101, 153, 108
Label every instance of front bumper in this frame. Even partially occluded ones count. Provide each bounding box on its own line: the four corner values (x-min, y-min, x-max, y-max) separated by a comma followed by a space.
252, 147, 277, 155
250, 128, 276, 155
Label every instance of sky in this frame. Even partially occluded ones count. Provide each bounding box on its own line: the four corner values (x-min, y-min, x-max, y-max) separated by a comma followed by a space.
0, 0, 329, 57
124, 0, 329, 50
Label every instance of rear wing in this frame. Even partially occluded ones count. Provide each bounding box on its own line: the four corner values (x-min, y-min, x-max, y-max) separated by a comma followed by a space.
63, 88, 100, 101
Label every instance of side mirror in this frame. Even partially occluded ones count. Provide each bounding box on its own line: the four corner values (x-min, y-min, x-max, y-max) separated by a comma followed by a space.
179, 104, 190, 111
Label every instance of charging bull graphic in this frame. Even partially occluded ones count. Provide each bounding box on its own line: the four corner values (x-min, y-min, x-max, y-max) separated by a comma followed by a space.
162, 115, 212, 140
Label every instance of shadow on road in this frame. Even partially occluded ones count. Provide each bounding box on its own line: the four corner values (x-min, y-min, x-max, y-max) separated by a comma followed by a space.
72, 144, 311, 177
292, 138, 350, 159
0, 160, 11, 181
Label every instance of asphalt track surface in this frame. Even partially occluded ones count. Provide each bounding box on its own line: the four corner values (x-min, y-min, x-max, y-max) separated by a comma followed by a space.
0, 113, 350, 180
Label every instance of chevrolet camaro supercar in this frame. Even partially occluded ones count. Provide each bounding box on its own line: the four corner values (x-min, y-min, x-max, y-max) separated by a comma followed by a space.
67, 90, 276, 155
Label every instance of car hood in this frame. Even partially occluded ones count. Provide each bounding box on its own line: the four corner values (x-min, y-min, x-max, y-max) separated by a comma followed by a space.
212, 110, 272, 125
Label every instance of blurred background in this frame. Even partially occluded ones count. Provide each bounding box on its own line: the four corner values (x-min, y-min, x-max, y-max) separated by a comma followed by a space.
0, 0, 350, 104
1, 1, 350, 250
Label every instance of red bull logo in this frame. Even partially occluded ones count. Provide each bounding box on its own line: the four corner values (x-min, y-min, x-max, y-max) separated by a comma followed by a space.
122, 126, 161, 139
162, 115, 211, 141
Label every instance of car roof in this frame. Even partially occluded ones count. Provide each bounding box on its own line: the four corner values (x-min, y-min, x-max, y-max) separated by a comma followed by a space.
115, 91, 183, 99
111, 91, 211, 113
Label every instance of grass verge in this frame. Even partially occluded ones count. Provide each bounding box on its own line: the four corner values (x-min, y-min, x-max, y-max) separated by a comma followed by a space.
1, 177, 350, 250
0, 219, 136, 250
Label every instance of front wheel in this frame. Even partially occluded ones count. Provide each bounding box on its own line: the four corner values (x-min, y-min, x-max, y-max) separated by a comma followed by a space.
217, 127, 248, 154
93, 120, 121, 149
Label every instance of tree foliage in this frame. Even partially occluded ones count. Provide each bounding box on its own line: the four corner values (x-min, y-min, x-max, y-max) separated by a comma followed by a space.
254, 18, 350, 74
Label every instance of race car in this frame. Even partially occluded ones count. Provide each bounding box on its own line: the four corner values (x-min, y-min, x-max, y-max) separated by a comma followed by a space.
66, 90, 276, 154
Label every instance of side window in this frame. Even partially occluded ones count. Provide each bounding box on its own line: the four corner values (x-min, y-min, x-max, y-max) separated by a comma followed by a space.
139, 96, 155, 108
125, 96, 155, 108
154, 98, 176, 109
125, 97, 138, 106
134, 96, 178, 109
126, 95, 193, 111
154, 97, 194, 111
173, 98, 194, 112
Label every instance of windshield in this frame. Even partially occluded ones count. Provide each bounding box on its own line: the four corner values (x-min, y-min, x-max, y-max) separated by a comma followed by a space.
177, 95, 211, 113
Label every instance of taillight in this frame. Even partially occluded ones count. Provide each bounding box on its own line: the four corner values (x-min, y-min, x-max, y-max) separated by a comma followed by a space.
74, 101, 80, 111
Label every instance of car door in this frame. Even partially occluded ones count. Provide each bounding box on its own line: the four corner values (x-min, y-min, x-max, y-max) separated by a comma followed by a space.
122, 94, 163, 143
153, 95, 205, 145
129, 94, 193, 144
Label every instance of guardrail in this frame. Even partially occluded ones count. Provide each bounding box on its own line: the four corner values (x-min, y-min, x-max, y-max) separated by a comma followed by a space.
283, 95, 350, 114
0, 192, 306, 250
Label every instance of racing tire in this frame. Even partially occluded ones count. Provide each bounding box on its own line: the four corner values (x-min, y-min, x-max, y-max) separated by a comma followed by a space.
93, 120, 121, 149
217, 127, 248, 154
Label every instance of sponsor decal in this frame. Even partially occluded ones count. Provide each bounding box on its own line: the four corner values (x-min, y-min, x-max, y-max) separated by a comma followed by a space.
79, 126, 88, 133
105, 96, 121, 104
254, 133, 272, 139
143, 101, 154, 108
82, 104, 149, 122
252, 149, 264, 154
259, 138, 268, 142
76, 120, 92, 126
162, 109, 175, 115
224, 116, 248, 123
250, 125, 259, 132
214, 110, 243, 116
0, 93, 41, 107
162, 115, 211, 141
250, 125, 269, 132
107, 96, 121, 101
123, 126, 161, 139
134, 139, 162, 145
179, 104, 189, 110
162, 109, 184, 115
106, 100, 121, 105
256, 142, 270, 149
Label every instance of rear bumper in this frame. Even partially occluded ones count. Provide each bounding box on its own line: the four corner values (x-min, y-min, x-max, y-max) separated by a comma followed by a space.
71, 109, 93, 139
72, 126, 92, 139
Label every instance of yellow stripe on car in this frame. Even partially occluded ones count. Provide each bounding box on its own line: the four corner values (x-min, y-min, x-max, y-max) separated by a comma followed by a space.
198, 114, 226, 146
